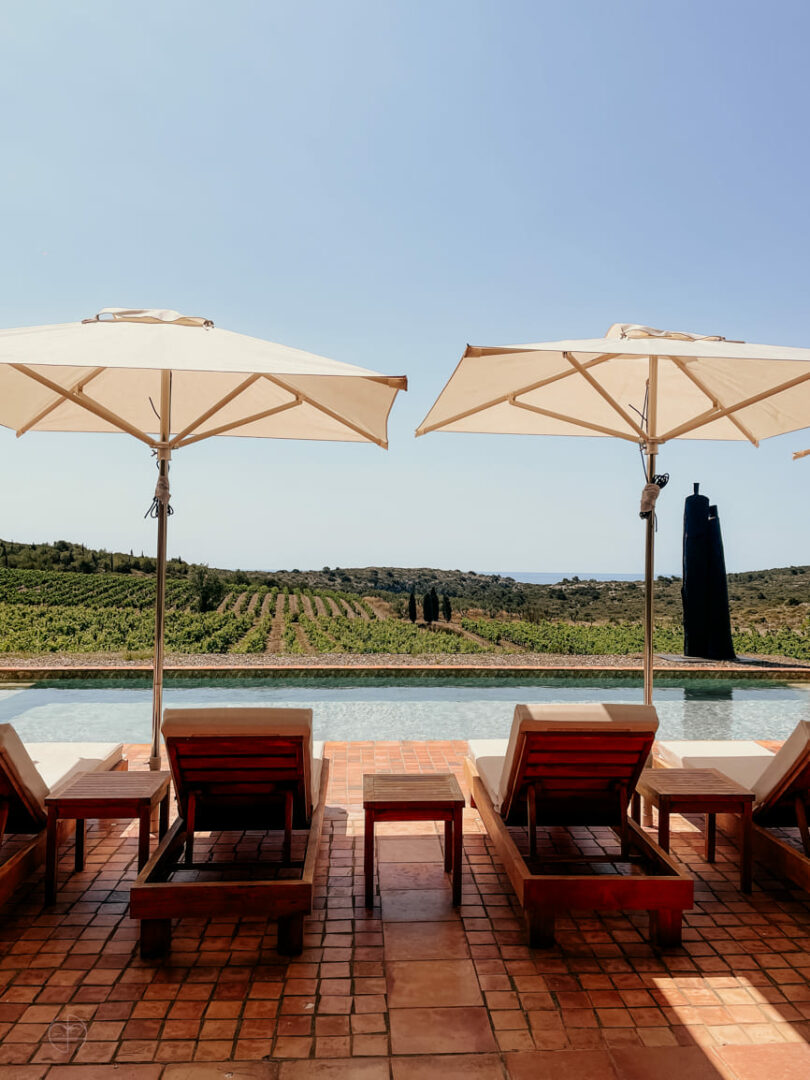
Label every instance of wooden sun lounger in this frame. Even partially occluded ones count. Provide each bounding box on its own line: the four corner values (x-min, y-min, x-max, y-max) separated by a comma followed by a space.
656, 724, 810, 892
0, 726, 126, 908
467, 704, 693, 948
130, 707, 328, 958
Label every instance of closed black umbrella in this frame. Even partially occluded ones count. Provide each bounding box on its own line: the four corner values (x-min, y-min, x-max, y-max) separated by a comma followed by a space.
682, 484, 735, 660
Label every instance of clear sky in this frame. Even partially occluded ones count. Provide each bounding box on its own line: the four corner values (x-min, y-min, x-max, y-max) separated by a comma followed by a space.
1, 0, 809, 576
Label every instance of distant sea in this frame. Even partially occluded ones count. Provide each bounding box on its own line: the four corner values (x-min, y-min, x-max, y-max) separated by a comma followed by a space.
491, 571, 644, 584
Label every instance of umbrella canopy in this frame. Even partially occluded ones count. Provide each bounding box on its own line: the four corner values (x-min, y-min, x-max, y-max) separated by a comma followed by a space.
0, 308, 407, 765
417, 323, 810, 701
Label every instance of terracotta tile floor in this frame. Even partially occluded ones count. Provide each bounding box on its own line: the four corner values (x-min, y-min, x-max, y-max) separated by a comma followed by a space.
0, 740, 809, 1079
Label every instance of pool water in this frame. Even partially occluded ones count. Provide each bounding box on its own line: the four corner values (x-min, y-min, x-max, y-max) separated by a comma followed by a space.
0, 676, 808, 744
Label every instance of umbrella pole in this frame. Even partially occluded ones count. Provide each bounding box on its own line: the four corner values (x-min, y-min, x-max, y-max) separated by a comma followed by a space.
643, 356, 659, 707
149, 373, 172, 770
643, 452, 656, 706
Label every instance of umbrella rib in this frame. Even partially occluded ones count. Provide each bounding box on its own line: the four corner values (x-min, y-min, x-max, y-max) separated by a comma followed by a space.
511, 399, 640, 441
10, 364, 156, 447
15, 367, 106, 436
562, 352, 646, 439
669, 357, 759, 446
173, 399, 302, 447
168, 373, 263, 448
416, 354, 617, 435
658, 368, 810, 442
261, 373, 386, 447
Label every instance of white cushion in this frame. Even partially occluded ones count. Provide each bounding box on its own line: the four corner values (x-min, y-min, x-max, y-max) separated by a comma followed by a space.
656, 740, 773, 792
0, 725, 48, 821
0, 726, 124, 830
24, 743, 124, 797
468, 739, 508, 811
312, 741, 325, 809
750, 721, 810, 808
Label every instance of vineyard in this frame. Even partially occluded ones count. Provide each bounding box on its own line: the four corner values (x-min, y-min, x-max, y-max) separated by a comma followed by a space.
0, 569, 490, 656
0, 567, 808, 659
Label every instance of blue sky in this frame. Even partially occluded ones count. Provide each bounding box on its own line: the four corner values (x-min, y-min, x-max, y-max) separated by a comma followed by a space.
1, 0, 809, 575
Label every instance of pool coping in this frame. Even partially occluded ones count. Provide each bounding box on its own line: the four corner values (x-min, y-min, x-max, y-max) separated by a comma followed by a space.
1, 662, 809, 682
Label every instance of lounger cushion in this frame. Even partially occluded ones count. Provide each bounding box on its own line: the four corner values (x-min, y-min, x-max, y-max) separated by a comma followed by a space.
655, 740, 773, 793
25, 743, 124, 797
749, 722, 810, 808
467, 739, 508, 811
0, 726, 124, 832
0, 725, 48, 826
162, 707, 324, 812
469, 703, 659, 813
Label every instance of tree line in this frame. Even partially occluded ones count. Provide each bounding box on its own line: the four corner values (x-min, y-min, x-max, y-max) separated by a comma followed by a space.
406, 586, 452, 625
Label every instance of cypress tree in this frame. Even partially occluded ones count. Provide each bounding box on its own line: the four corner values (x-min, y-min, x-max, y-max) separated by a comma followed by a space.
407, 590, 417, 623
429, 587, 439, 623
422, 592, 432, 624
442, 593, 452, 622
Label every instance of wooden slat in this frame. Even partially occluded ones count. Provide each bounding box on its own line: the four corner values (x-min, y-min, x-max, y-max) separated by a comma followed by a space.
503, 731, 655, 821
176, 755, 300, 770
181, 770, 301, 784
363, 773, 464, 806
526, 752, 642, 765
524, 765, 636, 778
520, 736, 652, 752
173, 737, 302, 755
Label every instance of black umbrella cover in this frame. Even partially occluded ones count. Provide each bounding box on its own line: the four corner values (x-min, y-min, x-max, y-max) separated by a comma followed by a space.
682, 484, 736, 660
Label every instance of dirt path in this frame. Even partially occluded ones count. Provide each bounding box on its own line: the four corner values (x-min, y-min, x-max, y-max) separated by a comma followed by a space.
313, 595, 328, 616
259, 592, 275, 619
265, 592, 286, 654
216, 591, 232, 614
300, 594, 316, 618
293, 621, 315, 654
288, 593, 299, 615
245, 590, 261, 615
325, 597, 342, 617
366, 597, 389, 620
232, 592, 248, 615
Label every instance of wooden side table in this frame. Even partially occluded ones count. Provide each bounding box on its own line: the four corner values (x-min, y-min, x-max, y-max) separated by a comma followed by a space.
45, 771, 171, 904
632, 768, 754, 892
363, 773, 465, 907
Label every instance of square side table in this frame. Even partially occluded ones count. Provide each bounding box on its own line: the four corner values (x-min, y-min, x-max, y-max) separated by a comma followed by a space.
632, 767, 754, 892
45, 770, 171, 904
363, 773, 465, 907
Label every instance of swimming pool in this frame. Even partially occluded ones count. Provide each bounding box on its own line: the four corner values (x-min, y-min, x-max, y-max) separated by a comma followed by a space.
0, 676, 808, 743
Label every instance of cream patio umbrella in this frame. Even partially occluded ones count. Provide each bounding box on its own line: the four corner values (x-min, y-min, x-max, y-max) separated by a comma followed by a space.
417, 322, 810, 703
0, 307, 407, 767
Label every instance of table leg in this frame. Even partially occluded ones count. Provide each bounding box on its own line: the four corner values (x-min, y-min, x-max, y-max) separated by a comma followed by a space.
452, 806, 462, 906
658, 797, 671, 854
74, 819, 85, 873
45, 806, 58, 906
138, 805, 151, 871
364, 809, 374, 908
444, 820, 452, 872
705, 813, 716, 863
158, 794, 169, 839
631, 792, 641, 824
741, 801, 753, 894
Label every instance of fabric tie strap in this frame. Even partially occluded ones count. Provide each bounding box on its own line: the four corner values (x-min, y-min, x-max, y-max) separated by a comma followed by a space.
639, 473, 669, 521
145, 473, 173, 520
